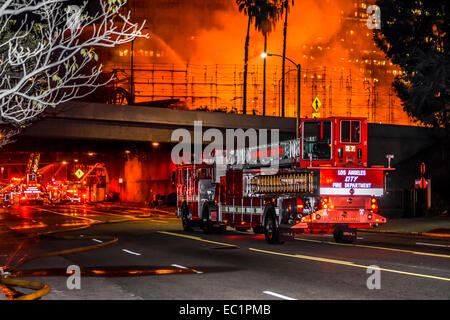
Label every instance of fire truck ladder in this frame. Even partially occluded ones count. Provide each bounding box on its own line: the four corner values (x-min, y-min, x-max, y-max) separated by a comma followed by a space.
26, 153, 40, 174
225, 139, 302, 170
78, 163, 104, 183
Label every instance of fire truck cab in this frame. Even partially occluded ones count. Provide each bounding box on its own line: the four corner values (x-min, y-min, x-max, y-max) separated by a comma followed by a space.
176, 164, 223, 232
175, 117, 391, 244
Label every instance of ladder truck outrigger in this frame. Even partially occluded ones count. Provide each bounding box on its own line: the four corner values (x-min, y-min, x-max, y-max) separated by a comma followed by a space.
175, 117, 394, 244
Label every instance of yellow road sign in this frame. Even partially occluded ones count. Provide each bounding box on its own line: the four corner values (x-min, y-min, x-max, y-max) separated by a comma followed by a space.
75, 169, 85, 179
312, 97, 322, 112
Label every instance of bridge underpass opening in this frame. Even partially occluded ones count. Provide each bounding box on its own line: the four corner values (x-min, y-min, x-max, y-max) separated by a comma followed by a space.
0, 141, 176, 206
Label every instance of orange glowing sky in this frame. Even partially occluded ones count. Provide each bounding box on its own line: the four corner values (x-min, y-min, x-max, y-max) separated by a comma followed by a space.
100, 0, 414, 126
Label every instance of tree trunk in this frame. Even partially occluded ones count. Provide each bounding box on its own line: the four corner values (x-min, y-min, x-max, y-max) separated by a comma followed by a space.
263, 34, 267, 116
243, 16, 251, 115
281, 1, 288, 118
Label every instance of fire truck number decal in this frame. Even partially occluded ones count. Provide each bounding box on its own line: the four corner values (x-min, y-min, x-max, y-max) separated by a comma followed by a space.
320, 169, 384, 196
345, 145, 356, 152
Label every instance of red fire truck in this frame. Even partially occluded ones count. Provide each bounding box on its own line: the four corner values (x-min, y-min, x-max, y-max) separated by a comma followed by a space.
175, 117, 393, 244
19, 173, 45, 205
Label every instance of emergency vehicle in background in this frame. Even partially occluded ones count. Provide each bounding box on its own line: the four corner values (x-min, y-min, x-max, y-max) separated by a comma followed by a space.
19, 173, 45, 205
18, 153, 45, 205
175, 117, 394, 244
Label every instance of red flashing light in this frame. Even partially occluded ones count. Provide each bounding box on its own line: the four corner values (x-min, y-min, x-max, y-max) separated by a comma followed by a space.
296, 198, 304, 214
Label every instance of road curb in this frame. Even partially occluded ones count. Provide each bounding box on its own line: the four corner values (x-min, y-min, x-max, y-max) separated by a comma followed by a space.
358, 229, 450, 239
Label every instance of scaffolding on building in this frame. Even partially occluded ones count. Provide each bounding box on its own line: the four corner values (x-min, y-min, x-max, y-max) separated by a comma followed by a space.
105, 63, 415, 126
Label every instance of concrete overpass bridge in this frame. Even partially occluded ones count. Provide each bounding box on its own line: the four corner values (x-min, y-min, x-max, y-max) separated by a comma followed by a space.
19, 101, 434, 167
22, 101, 297, 143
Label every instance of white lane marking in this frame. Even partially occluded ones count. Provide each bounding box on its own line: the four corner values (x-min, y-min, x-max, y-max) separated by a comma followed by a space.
263, 291, 297, 300
416, 242, 450, 248
122, 249, 141, 256
172, 264, 203, 274
92, 239, 103, 243
36, 208, 101, 223
357, 237, 364, 240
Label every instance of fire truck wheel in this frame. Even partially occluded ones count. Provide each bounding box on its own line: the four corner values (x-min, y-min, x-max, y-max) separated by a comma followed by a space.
201, 206, 214, 234
333, 227, 357, 244
264, 212, 284, 244
215, 224, 227, 234
181, 205, 192, 231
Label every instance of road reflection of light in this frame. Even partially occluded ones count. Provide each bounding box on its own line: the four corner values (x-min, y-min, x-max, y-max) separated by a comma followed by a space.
12, 267, 195, 278
10, 222, 48, 230
91, 270, 106, 275
54, 222, 91, 228
225, 235, 265, 240
17, 206, 32, 219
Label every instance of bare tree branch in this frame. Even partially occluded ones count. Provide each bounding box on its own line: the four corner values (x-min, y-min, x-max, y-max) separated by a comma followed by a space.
0, 126, 20, 147
0, 0, 148, 126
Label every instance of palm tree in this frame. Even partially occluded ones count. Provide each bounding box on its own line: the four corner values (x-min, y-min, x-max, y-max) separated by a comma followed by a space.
236, 0, 257, 115
253, 0, 282, 116
237, 0, 281, 115
281, 0, 294, 117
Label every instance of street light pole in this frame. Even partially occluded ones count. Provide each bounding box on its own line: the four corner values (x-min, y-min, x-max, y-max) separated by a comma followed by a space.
296, 63, 301, 140
261, 53, 301, 139
131, 39, 135, 105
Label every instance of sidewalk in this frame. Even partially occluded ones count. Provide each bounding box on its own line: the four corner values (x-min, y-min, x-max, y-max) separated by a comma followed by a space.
359, 217, 450, 238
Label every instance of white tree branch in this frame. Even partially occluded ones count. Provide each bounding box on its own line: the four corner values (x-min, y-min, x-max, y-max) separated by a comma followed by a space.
0, 0, 148, 126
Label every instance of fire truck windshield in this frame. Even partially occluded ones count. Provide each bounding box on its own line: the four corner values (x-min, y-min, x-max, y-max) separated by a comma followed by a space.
340, 120, 361, 143
302, 121, 332, 161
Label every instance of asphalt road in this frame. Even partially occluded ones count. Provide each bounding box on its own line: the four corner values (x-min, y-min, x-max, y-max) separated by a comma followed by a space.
1, 204, 450, 300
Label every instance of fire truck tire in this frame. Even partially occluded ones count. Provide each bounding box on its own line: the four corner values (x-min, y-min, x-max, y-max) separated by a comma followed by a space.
333, 227, 357, 244
181, 204, 192, 231
264, 211, 284, 244
215, 224, 227, 234
252, 226, 265, 234
201, 205, 214, 234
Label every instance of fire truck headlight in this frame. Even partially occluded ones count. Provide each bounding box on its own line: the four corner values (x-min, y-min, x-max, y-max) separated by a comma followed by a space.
367, 214, 373, 220
315, 214, 321, 220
